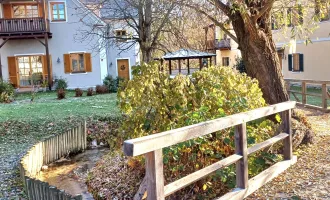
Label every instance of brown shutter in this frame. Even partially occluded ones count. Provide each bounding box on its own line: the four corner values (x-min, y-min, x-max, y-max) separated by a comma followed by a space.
38, 2, 44, 17
84, 53, 92, 72
63, 54, 71, 73
3, 4, 12, 18
8, 56, 19, 87
42, 55, 52, 82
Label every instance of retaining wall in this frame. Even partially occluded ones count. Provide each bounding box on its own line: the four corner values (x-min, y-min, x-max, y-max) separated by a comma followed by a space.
19, 122, 87, 200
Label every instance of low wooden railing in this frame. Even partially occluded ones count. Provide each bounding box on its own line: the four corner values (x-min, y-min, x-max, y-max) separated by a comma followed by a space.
123, 101, 297, 199
285, 79, 330, 112
0, 17, 49, 33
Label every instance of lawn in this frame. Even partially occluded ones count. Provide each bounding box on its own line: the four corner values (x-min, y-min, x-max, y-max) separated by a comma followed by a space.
289, 86, 330, 108
0, 91, 120, 199
0, 91, 119, 121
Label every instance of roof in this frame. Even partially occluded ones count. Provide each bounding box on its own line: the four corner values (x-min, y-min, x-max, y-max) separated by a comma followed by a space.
162, 49, 216, 59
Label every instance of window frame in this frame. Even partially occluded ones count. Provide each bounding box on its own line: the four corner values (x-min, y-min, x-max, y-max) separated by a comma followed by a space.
222, 57, 230, 67
69, 53, 86, 73
50, 2, 66, 22
12, 4, 39, 18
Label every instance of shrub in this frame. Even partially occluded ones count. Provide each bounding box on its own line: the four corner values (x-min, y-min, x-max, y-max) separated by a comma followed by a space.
0, 79, 14, 103
57, 88, 66, 99
233, 56, 246, 74
116, 62, 280, 198
75, 88, 83, 97
55, 78, 68, 90
96, 85, 108, 94
87, 87, 94, 96
103, 75, 125, 93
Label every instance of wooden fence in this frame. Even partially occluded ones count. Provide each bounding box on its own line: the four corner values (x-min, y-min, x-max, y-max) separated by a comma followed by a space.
19, 122, 87, 200
123, 101, 297, 199
285, 79, 330, 112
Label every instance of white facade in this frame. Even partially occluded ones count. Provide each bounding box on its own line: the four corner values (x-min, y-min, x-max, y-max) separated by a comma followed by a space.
0, 0, 139, 89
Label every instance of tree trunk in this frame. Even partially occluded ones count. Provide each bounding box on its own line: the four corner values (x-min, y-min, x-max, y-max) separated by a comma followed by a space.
141, 47, 153, 63
231, 16, 289, 105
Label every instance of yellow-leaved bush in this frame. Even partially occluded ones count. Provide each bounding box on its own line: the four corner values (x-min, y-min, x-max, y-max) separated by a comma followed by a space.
115, 62, 279, 199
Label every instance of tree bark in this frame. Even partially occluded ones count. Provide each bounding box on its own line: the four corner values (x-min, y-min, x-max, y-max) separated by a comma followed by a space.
231, 14, 289, 105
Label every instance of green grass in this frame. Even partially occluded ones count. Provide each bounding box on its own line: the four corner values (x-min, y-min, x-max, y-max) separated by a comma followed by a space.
0, 91, 120, 122
290, 86, 330, 108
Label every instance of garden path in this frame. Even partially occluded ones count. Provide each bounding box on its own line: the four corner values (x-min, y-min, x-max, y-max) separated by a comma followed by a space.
248, 108, 330, 199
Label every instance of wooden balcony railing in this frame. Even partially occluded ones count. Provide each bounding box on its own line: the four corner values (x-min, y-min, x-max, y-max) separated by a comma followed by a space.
206, 38, 231, 51
123, 101, 297, 199
0, 17, 49, 34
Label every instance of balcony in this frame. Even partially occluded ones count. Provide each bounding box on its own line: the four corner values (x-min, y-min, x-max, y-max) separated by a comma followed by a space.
206, 38, 231, 51
0, 17, 52, 39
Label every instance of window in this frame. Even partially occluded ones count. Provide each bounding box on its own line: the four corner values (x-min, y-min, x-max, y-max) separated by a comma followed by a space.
222, 57, 230, 66
50, 2, 66, 21
13, 4, 39, 18
70, 53, 85, 73
288, 53, 304, 72
63, 53, 92, 73
116, 30, 127, 37
315, 0, 330, 21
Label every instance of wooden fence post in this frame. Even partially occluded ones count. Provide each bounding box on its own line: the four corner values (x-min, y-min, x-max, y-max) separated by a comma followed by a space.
145, 149, 165, 200
283, 109, 292, 160
322, 83, 327, 110
302, 81, 306, 105
235, 123, 248, 189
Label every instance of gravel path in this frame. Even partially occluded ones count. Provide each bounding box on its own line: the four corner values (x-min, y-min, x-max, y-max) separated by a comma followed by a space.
248, 108, 330, 199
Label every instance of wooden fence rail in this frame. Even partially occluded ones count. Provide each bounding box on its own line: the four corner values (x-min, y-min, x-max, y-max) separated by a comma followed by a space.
285, 79, 330, 112
123, 101, 297, 200
19, 122, 87, 200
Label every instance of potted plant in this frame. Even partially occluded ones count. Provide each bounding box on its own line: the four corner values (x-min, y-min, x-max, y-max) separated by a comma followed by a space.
41, 80, 48, 92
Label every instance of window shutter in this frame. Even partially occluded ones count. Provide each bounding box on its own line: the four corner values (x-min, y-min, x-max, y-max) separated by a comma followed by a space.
7, 56, 18, 87
3, 4, 12, 18
299, 53, 304, 72
63, 54, 71, 73
288, 54, 293, 71
42, 55, 52, 81
84, 53, 92, 72
38, 2, 44, 17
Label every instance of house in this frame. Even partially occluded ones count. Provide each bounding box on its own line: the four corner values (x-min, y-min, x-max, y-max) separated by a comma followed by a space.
272, 3, 330, 81
204, 24, 241, 68
0, 0, 139, 90
205, 1, 330, 81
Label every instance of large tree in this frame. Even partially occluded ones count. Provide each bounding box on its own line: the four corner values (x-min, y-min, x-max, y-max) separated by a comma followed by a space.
76, 0, 180, 62
185, 0, 328, 105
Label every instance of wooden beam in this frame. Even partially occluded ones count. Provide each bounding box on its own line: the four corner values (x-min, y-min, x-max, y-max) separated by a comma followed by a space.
284, 78, 330, 84
247, 133, 288, 155
322, 83, 327, 109
296, 102, 330, 112
164, 154, 242, 196
187, 59, 190, 74
235, 123, 248, 189
0, 38, 9, 48
216, 156, 297, 200
123, 101, 296, 156
44, 33, 51, 90
35, 37, 46, 46
282, 109, 292, 160
169, 60, 172, 75
145, 149, 164, 200
302, 81, 306, 104
199, 58, 202, 70
178, 59, 181, 74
